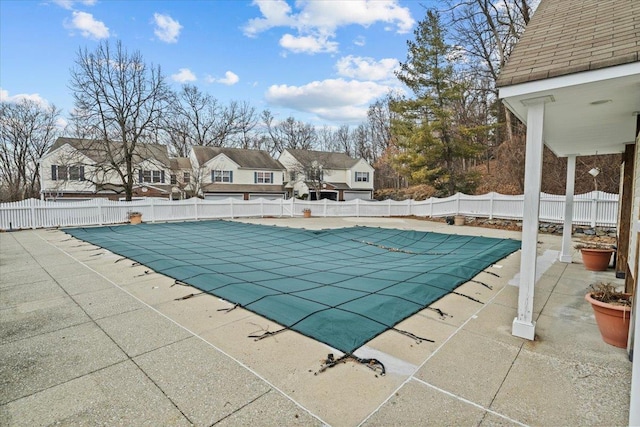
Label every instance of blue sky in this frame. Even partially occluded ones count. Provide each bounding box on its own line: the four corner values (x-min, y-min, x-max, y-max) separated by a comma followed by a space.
0, 0, 438, 128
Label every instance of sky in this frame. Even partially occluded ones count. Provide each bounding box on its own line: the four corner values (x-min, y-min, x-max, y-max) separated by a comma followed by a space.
0, 0, 440, 129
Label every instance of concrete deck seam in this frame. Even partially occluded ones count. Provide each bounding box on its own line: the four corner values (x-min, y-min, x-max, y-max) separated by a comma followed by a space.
481, 341, 525, 424
35, 230, 331, 427
208, 388, 272, 427
534, 261, 567, 322
14, 236, 195, 425
357, 275, 522, 427
412, 377, 529, 427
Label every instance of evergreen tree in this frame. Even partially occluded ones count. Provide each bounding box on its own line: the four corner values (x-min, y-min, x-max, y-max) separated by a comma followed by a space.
392, 10, 482, 196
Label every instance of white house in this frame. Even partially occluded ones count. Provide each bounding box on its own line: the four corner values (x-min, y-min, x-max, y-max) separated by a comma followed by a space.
190, 146, 287, 200
279, 149, 374, 201
40, 137, 176, 200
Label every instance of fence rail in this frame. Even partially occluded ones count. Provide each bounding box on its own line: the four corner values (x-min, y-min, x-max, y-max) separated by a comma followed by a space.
0, 191, 619, 231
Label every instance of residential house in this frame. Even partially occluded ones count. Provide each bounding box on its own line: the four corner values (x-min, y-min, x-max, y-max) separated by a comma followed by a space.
496, 0, 639, 421
169, 157, 193, 200
279, 149, 374, 201
40, 137, 176, 200
190, 146, 287, 200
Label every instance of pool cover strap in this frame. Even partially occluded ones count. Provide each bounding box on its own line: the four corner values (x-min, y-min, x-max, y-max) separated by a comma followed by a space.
65, 220, 521, 354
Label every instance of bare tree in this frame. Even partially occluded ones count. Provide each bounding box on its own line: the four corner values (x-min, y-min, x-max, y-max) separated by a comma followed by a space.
0, 99, 60, 201
285, 149, 333, 200
263, 113, 317, 154
68, 40, 170, 200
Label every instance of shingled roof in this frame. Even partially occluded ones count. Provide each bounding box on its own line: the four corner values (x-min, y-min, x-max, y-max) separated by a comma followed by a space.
49, 137, 172, 167
497, 0, 640, 87
284, 149, 360, 169
191, 146, 284, 170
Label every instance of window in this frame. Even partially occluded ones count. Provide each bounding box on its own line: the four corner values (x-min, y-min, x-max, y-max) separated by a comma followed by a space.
51, 165, 84, 181
255, 171, 273, 184
212, 170, 233, 183
183, 172, 190, 183
170, 174, 177, 185
307, 168, 323, 181
355, 172, 369, 182
138, 169, 165, 183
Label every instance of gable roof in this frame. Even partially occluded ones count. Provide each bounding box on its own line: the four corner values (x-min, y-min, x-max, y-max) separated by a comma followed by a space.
170, 157, 192, 170
191, 146, 284, 170
497, 0, 640, 87
48, 137, 172, 167
284, 149, 360, 169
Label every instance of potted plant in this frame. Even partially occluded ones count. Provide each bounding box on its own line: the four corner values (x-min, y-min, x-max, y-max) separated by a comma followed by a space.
128, 211, 143, 224
302, 208, 312, 218
575, 237, 615, 271
585, 282, 632, 348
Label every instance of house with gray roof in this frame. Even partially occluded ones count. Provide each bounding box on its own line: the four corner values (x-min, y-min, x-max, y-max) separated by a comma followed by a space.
40, 137, 187, 200
279, 149, 374, 201
497, 0, 639, 421
189, 146, 287, 200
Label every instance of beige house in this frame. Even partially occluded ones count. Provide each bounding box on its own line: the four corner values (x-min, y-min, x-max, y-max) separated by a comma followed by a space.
40, 137, 180, 200
279, 149, 374, 201
496, 0, 639, 422
190, 146, 287, 200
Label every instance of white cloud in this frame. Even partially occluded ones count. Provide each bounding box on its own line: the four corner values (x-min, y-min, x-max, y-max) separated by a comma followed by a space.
280, 34, 338, 54
335, 55, 399, 81
353, 36, 366, 47
265, 78, 391, 122
206, 71, 240, 86
52, 0, 97, 10
171, 68, 197, 83
243, 0, 414, 54
65, 11, 109, 39
153, 13, 182, 43
0, 88, 50, 106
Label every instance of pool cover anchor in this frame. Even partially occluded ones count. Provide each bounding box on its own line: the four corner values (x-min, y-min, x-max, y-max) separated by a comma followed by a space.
218, 303, 241, 313
392, 328, 434, 344
452, 291, 483, 304
426, 307, 451, 319
315, 353, 386, 376
248, 327, 287, 341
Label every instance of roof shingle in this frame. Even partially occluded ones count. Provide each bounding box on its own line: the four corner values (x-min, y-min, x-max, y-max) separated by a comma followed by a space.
497, 0, 640, 87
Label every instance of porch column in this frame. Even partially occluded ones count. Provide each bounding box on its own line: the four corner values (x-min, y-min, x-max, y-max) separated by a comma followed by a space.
512, 96, 552, 340
559, 155, 577, 263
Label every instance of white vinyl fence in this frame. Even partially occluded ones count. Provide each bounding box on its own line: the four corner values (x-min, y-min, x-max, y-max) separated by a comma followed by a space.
0, 191, 619, 231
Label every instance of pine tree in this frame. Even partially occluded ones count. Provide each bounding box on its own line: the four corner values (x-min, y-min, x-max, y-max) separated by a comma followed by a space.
392, 10, 482, 196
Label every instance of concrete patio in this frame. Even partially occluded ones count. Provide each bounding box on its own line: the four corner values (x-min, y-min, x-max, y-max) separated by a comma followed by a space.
0, 217, 632, 426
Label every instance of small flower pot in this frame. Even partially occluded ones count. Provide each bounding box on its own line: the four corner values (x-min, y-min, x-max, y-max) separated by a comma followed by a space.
454, 215, 465, 226
580, 248, 614, 271
585, 292, 631, 348
303, 210, 311, 218
129, 213, 142, 225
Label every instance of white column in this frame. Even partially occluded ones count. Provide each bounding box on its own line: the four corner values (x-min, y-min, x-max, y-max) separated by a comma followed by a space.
512, 96, 552, 340
559, 155, 576, 263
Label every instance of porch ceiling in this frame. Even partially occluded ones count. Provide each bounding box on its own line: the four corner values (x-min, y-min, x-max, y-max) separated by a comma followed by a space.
499, 63, 640, 157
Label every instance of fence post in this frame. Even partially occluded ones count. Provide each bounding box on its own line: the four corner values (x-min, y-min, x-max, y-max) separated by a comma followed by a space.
387, 199, 392, 217
150, 197, 156, 223
455, 192, 461, 215
260, 198, 264, 218
97, 199, 103, 226
291, 198, 295, 217
591, 193, 598, 228
489, 192, 495, 220
355, 198, 360, 217
429, 197, 433, 218
194, 198, 199, 221
323, 198, 328, 217
230, 198, 235, 219
30, 199, 37, 229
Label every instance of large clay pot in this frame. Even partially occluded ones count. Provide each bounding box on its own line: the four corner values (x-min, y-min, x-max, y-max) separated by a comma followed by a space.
303, 210, 311, 218
585, 292, 631, 348
454, 215, 465, 226
580, 248, 613, 271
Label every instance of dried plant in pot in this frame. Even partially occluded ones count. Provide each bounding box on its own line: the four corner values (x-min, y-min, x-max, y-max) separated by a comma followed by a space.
575, 237, 615, 271
128, 211, 143, 225
585, 282, 632, 348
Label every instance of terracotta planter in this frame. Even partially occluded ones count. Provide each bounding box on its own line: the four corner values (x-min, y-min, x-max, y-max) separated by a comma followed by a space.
303, 210, 311, 218
454, 215, 465, 226
580, 248, 613, 271
129, 213, 142, 225
585, 292, 631, 348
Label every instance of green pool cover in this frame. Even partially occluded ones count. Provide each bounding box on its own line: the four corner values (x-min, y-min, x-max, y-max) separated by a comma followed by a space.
66, 221, 520, 354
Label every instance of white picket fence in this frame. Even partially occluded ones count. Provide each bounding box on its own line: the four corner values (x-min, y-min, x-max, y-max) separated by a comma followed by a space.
0, 191, 619, 231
